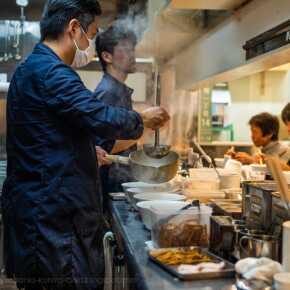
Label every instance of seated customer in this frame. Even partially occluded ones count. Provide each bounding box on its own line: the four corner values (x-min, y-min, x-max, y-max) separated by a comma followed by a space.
230, 112, 290, 164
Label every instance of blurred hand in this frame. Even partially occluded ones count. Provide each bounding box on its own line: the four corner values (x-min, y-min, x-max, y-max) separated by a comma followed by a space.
95, 146, 112, 166
234, 152, 255, 165
140, 107, 170, 130
254, 153, 265, 164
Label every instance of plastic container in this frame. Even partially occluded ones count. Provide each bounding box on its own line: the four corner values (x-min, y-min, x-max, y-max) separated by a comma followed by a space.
150, 205, 213, 248
136, 200, 189, 230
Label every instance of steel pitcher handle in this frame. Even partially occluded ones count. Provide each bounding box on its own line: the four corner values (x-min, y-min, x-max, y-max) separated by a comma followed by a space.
239, 236, 251, 254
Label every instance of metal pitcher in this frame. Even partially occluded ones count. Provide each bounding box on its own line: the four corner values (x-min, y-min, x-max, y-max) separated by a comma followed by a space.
239, 230, 279, 260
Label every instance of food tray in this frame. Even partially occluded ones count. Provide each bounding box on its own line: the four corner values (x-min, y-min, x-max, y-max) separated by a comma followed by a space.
148, 247, 235, 281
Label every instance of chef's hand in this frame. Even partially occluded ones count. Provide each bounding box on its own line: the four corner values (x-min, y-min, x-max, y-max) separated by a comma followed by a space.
96, 146, 112, 166
234, 152, 255, 165
140, 107, 170, 130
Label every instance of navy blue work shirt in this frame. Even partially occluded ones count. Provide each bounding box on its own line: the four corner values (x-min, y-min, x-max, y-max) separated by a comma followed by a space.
95, 73, 138, 193
1, 43, 143, 289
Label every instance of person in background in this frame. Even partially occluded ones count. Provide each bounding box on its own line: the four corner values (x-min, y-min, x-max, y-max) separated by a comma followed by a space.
1, 0, 170, 289
94, 25, 143, 194
229, 112, 290, 165
279, 103, 290, 170
282, 103, 290, 138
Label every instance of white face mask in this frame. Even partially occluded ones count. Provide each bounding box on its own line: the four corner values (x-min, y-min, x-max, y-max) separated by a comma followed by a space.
71, 27, 96, 68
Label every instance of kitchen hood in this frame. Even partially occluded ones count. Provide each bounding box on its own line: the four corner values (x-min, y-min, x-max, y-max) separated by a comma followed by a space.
169, 0, 249, 11
136, 0, 231, 62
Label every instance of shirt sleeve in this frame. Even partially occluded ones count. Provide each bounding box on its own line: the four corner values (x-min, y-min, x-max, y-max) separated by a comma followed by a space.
43, 63, 144, 140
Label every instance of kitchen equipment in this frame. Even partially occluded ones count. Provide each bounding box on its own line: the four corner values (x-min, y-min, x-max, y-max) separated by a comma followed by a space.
107, 150, 179, 184
136, 200, 189, 230
209, 216, 236, 259
143, 67, 170, 159
270, 193, 290, 262
13, 22, 21, 60
244, 181, 277, 231
151, 205, 212, 248
143, 133, 170, 159
239, 230, 279, 260
148, 247, 235, 281
190, 139, 221, 180
211, 199, 242, 219
4, 20, 9, 62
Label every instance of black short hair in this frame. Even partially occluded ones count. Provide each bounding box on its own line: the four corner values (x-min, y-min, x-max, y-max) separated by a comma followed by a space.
282, 103, 290, 124
95, 25, 137, 72
40, 0, 102, 41
249, 112, 279, 141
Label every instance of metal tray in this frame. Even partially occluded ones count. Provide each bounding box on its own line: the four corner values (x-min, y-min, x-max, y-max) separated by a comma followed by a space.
148, 247, 235, 281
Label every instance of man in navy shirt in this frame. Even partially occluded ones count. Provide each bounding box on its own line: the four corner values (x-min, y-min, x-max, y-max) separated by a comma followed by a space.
2, 1, 169, 289
95, 26, 144, 193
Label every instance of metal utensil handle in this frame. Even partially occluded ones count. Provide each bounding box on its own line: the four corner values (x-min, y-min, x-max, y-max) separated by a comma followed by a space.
154, 65, 161, 148
155, 129, 160, 147
239, 236, 251, 254
106, 155, 129, 165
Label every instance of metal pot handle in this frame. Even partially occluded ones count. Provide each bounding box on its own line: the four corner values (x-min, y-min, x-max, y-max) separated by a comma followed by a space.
240, 235, 265, 253
239, 236, 251, 254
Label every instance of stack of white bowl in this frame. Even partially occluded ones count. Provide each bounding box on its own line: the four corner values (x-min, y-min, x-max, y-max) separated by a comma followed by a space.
122, 182, 173, 205
121, 181, 186, 229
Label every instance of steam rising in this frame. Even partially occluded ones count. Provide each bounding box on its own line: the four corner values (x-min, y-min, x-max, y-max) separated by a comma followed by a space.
112, 2, 148, 43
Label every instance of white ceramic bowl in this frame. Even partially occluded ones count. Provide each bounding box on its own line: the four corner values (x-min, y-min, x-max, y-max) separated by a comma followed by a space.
122, 183, 172, 205
121, 181, 171, 192
126, 187, 174, 208
134, 192, 186, 204
136, 200, 189, 230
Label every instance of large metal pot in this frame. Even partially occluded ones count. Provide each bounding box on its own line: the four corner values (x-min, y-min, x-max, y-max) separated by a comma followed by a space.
239, 229, 279, 260
106, 149, 179, 184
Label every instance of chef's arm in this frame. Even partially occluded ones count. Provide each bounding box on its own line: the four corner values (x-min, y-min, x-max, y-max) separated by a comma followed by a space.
45, 65, 169, 140
44, 64, 168, 140
111, 140, 137, 154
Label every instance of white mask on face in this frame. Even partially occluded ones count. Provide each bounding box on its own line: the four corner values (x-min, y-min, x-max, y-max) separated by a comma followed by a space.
71, 27, 96, 68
